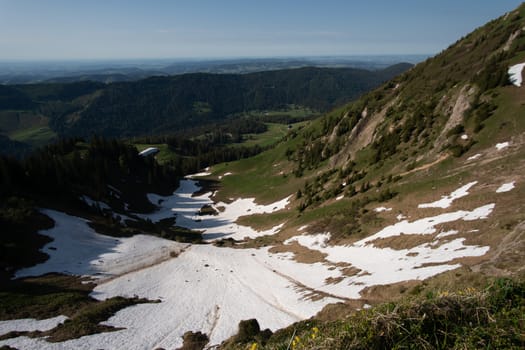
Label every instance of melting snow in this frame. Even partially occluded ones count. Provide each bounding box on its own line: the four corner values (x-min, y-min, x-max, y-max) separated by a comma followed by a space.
0, 316, 68, 336
1, 180, 497, 349
496, 181, 516, 193
374, 207, 392, 212
5, 214, 339, 349
136, 179, 291, 240
508, 62, 525, 87
16, 210, 184, 280
218, 172, 232, 180
358, 203, 494, 246
495, 142, 509, 150
467, 153, 482, 161
187, 168, 211, 178
81, 195, 110, 210
286, 232, 489, 299
418, 181, 477, 209
396, 214, 407, 221
436, 230, 459, 239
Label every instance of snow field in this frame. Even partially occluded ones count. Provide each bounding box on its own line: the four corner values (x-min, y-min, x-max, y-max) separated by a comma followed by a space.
15, 209, 185, 280
284, 202, 494, 299
358, 203, 494, 246
3, 177, 499, 349
0, 316, 68, 336
138, 179, 291, 240
286, 232, 489, 299
3, 244, 340, 349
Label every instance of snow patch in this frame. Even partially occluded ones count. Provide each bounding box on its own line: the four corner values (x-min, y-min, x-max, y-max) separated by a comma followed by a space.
218, 172, 233, 180
136, 179, 290, 240
374, 207, 392, 213
508, 62, 525, 87
0, 316, 68, 336
396, 214, 407, 221
496, 181, 515, 193
358, 203, 494, 246
16, 210, 184, 279
418, 181, 477, 209
467, 153, 482, 161
495, 142, 509, 150
436, 230, 459, 239
81, 195, 110, 210
81, 195, 134, 224
138, 147, 159, 157
287, 231, 489, 300
187, 168, 211, 178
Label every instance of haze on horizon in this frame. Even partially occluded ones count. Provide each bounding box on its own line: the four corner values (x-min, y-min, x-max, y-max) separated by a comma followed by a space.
0, 0, 523, 61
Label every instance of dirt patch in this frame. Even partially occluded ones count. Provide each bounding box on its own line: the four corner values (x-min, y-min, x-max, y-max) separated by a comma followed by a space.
400, 153, 449, 177
314, 301, 366, 321
341, 266, 362, 277
359, 279, 422, 303
269, 242, 327, 264
503, 29, 522, 51
434, 84, 477, 151
332, 100, 396, 166
369, 234, 434, 250
475, 219, 525, 276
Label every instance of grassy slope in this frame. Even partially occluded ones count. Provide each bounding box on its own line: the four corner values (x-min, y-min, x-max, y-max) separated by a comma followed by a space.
210, 3, 525, 233
220, 278, 525, 349
204, 5, 525, 325
0, 111, 56, 147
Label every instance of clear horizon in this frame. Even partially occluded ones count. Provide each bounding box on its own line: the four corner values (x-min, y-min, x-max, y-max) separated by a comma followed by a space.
0, 0, 523, 60
0, 53, 430, 64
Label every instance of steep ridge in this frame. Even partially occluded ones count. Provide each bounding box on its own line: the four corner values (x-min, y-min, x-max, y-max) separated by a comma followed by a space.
209, 5, 525, 348
209, 3, 525, 297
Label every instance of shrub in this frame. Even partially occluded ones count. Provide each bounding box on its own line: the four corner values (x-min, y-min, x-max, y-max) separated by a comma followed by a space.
178, 331, 209, 350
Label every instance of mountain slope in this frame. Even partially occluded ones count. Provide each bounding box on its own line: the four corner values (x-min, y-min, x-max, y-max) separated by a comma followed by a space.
207, 3, 525, 289
1, 4, 525, 350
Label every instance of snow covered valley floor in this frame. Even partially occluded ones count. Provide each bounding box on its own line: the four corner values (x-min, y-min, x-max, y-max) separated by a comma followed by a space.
1, 178, 514, 349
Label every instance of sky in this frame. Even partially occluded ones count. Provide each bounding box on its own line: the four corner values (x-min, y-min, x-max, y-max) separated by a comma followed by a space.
0, 0, 523, 60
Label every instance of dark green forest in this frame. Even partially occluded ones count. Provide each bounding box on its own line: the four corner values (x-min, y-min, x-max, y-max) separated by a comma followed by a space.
0, 64, 411, 149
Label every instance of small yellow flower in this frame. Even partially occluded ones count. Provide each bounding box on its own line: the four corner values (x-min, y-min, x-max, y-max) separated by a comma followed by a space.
249, 343, 258, 350
291, 335, 301, 349
310, 326, 319, 339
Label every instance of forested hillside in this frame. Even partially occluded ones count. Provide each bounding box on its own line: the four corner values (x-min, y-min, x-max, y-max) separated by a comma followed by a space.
0, 64, 411, 155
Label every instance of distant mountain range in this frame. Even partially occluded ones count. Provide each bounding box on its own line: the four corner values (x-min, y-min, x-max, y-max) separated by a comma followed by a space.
0, 55, 426, 84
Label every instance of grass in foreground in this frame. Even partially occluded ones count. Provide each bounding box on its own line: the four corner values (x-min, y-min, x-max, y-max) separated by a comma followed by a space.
221, 278, 525, 349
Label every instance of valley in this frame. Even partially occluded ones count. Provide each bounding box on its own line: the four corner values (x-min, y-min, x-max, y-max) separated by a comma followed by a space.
1, 2, 525, 350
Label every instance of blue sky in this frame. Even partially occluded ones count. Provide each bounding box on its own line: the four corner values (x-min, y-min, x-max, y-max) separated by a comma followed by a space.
0, 0, 523, 60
